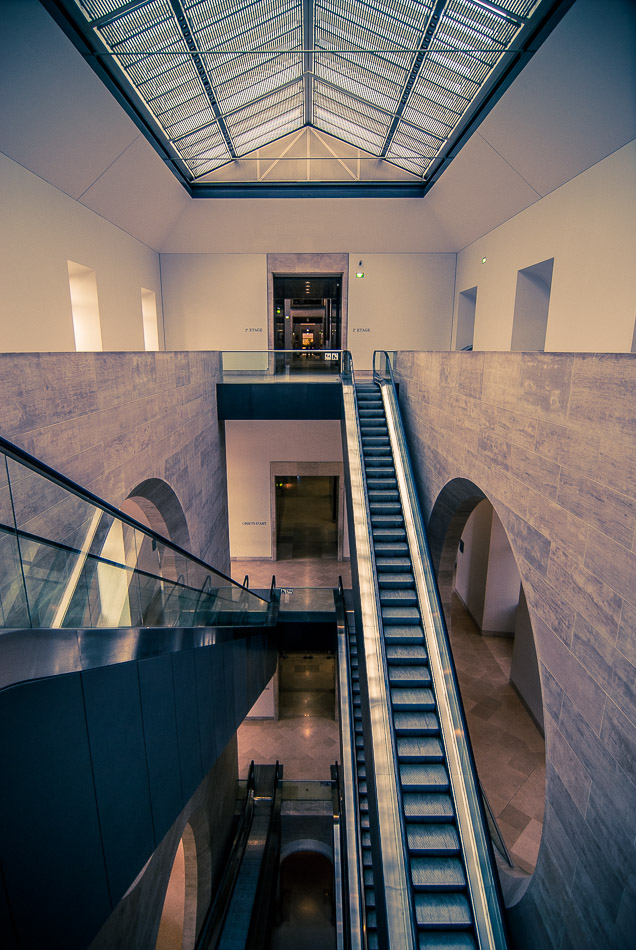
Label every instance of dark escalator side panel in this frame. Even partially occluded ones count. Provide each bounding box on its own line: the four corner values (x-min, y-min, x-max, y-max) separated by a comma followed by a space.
356, 383, 477, 950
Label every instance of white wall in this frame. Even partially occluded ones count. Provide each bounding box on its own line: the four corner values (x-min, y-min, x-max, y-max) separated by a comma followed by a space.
455, 500, 491, 627
453, 140, 636, 352
160, 254, 267, 351
347, 253, 455, 368
0, 153, 163, 352
225, 420, 344, 558
160, 251, 455, 368
482, 513, 521, 634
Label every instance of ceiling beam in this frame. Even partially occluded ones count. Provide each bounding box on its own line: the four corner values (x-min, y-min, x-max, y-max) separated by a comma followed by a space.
167, 0, 237, 159
380, 0, 447, 158
302, 0, 314, 125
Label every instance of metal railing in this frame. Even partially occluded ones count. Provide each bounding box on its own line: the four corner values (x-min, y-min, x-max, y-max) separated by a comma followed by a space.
0, 434, 270, 630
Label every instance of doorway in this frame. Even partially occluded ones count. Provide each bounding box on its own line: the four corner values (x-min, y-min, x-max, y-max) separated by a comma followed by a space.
273, 275, 342, 353
274, 475, 338, 560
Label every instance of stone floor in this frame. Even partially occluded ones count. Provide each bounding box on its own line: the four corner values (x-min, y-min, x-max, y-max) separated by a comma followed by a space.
235, 557, 545, 874
447, 593, 546, 874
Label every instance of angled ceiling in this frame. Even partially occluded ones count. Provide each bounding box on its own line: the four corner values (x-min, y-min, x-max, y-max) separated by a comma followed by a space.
46, 0, 570, 194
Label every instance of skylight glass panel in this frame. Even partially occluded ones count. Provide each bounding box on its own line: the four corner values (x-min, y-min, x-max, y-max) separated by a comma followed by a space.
65, 0, 551, 185
315, 53, 403, 114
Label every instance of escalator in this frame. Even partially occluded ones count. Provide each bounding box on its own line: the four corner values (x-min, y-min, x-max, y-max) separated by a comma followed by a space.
196, 763, 283, 950
340, 352, 508, 950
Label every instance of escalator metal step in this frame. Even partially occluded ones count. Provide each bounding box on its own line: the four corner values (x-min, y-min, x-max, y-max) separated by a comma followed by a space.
371, 514, 404, 526
397, 736, 443, 761
407, 823, 460, 855
415, 893, 472, 929
394, 711, 439, 734
381, 589, 418, 605
391, 686, 434, 707
382, 606, 421, 624
374, 529, 406, 542
403, 792, 455, 822
386, 644, 428, 663
400, 763, 450, 791
389, 666, 431, 686
411, 856, 467, 890
378, 573, 415, 588
376, 557, 412, 572
374, 542, 409, 556
384, 625, 425, 643
368, 492, 400, 502
366, 479, 398, 491
419, 933, 477, 949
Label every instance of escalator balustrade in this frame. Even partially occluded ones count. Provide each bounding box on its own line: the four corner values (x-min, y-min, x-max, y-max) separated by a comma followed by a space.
356, 382, 477, 949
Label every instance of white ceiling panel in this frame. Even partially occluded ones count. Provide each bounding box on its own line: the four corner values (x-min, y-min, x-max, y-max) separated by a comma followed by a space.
0, 0, 141, 200
477, 0, 636, 197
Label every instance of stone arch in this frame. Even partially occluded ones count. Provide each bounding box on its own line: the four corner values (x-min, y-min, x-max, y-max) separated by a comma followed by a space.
125, 477, 190, 550
428, 477, 546, 898
155, 823, 198, 950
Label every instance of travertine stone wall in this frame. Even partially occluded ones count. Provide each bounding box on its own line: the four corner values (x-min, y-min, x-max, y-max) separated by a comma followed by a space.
393, 351, 636, 949
0, 352, 230, 573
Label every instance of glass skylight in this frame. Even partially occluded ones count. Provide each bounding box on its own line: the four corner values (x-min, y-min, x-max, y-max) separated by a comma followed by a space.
60, 0, 546, 184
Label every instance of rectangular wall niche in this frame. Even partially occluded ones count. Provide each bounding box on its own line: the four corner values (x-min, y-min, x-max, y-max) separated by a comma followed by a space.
511, 258, 554, 352
141, 288, 159, 351
67, 260, 102, 351
456, 286, 477, 351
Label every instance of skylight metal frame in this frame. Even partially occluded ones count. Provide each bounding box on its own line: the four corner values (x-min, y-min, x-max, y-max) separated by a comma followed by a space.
42, 0, 573, 197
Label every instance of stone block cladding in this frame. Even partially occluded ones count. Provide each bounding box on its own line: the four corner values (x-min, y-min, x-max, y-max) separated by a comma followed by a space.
393, 351, 636, 949
0, 351, 230, 574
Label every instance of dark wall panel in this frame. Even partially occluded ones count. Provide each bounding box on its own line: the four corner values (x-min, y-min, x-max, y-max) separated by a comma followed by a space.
194, 647, 215, 767
172, 649, 203, 801
0, 675, 110, 949
82, 664, 155, 904
138, 654, 182, 844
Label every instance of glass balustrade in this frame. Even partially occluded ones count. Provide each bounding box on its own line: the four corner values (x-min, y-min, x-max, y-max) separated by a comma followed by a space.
0, 438, 270, 630
221, 349, 344, 382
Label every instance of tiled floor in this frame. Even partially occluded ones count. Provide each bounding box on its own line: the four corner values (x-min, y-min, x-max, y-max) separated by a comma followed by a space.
235, 556, 545, 874
447, 594, 546, 874
231, 556, 351, 589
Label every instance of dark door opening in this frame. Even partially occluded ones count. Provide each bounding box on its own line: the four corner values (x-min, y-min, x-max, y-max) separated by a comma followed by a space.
271, 852, 335, 949
273, 275, 342, 354
275, 475, 338, 560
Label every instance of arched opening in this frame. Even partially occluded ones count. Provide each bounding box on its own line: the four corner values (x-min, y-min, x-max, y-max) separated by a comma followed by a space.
271, 848, 335, 949
429, 479, 546, 887
156, 824, 198, 950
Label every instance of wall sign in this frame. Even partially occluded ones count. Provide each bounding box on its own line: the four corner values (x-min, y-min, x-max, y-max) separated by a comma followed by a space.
242, 521, 267, 525
353, 328, 371, 332
245, 327, 264, 332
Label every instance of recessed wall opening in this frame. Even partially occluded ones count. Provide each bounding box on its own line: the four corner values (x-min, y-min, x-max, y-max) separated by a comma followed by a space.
456, 286, 477, 351
511, 258, 554, 351
273, 274, 342, 361
141, 287, 159, 351
429, 481, 546, 890
155, 824, 198, 950
275, 475, 338, 560
272, 851, 335, 948
67, 260, 102, 351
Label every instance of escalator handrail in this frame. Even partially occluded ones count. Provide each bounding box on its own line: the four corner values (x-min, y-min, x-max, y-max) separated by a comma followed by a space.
372, 350, 509, 949
341, 353, 416, 950
0, 434, 269, 604
195, 763, 257, 950
334, 583, 365, 950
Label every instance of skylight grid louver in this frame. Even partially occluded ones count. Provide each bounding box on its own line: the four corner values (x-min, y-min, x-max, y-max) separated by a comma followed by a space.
315, 65, 396, 115
391, 121, 442, 154
402, 88, 460, 129
316, 7, 416, 67
224, 82, 303, 141
127, 52, 198, 90
216, 57, 302, 114
231, 110, 303, 153
315, 53, 403, 112
157, 95, 213, 136
76, 0, 129, 18
401, 105, 451, 139
319, 0, 428, 48
419, 54, 479, 99
142, 74, 202, 112
99, 3, 179, 55
429, 42, 493, 85
190, 1, 300, 51
177, 123, 228, 156
448, 0, 524, 40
